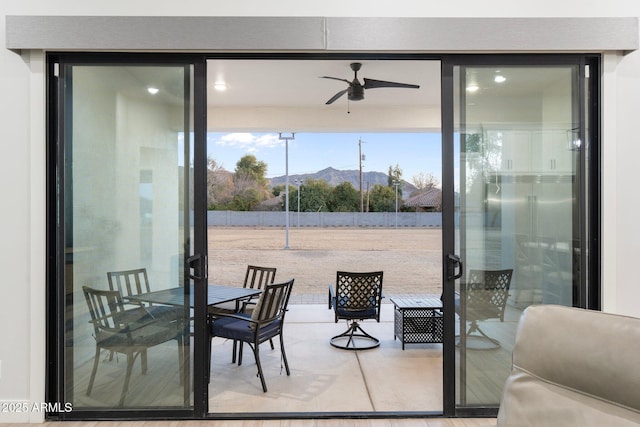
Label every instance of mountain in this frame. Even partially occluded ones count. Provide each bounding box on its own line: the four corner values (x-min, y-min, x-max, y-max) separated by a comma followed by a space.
268, 167, 417, 195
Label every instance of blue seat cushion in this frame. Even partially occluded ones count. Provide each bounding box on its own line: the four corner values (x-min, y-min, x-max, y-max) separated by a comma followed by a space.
336, 307, 377, 319
211, 314, 279, 342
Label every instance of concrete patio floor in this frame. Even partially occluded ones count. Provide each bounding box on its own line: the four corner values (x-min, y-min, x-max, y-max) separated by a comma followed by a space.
209, 302, 444, 414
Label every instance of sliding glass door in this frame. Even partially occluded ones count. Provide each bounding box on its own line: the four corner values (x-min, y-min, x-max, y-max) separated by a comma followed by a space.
441, 56, 597, 414
47, 52, 599, 419
49, 55, 208, 417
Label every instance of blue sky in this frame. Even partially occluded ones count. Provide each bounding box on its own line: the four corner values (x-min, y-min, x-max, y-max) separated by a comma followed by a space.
207, 132, 442, 186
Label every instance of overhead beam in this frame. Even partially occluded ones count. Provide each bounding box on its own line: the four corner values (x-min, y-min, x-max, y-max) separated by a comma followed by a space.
6, 16, 638, 52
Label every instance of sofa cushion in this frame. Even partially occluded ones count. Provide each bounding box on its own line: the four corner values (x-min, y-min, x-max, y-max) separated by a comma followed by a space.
497, 305, 640, 426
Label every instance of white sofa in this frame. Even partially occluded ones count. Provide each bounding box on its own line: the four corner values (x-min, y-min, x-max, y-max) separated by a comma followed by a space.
497, 304, 640, 426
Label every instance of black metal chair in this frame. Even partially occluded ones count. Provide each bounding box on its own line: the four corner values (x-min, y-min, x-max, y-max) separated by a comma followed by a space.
208, 265, 277, 362
82, 286, 183, 406
328, 271, 384, 350
209, 278, 294, 392
455, 268, 513, 350
208, 265, 276, 316
107, 267, 182, 322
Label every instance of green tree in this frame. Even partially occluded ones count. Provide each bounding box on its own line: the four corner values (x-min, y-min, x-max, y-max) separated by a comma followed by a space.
271, 184, 287, 197
368, 184, 397, 212
387, 164, 403, 187
235, 154, 268, 188
464, 128, 501, 192
229, 187, 262, 211
288, 179, 331, 212
230, 154, 270, 210
328, 182, 360, 212
207, 157, 233, 209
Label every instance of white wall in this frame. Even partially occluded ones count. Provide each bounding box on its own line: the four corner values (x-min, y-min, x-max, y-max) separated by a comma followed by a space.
0, 23, 47, 419
608, 50, 640, 315
1, 0, 640, 422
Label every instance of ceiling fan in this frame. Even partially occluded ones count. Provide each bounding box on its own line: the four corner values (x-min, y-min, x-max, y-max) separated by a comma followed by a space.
321, 62, 420, 105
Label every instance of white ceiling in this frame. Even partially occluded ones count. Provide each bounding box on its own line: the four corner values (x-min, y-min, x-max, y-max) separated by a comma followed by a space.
206, 59, 441, 107
203, 59, 573, 133
205, 59, 442, 132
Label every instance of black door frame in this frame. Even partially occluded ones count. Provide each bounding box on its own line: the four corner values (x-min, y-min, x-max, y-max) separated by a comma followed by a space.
440, 54, 601, 417
46, 52, 209, 420
46, 51, 600, 420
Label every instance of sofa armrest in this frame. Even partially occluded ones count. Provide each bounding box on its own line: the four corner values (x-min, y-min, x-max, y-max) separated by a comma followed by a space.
497, 305, 640, 426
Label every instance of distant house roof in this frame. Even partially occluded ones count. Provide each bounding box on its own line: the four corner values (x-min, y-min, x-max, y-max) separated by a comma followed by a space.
403, 188, 442, 209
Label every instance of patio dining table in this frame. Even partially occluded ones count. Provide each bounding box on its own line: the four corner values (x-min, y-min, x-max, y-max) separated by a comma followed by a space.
126, 284, 261, 309
125, 284, 262, 404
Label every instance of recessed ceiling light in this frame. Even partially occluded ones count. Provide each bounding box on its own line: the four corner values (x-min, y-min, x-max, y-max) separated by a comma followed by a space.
466, 85, 479, 93
494, 75, 506, 83
214, 81, 228, 91
147, 87, 159, 95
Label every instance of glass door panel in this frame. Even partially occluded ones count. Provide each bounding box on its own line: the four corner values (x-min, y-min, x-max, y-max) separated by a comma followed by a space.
452, 64, 580, 407
61, 63, 196, 410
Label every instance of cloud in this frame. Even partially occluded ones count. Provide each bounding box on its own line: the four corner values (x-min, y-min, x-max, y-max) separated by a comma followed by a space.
211, 132, 283, 151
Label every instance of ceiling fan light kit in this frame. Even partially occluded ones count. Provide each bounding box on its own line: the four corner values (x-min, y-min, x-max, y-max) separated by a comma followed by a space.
321, 62, 420, 105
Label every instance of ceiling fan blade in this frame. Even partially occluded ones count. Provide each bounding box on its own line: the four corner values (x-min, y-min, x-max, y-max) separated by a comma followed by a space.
363, 78, 420, 90
321, 76, 352, 85
325, 89, 348, 105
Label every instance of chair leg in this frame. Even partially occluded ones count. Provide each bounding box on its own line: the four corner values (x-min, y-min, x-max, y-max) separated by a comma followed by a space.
279, 334, 290, 376
251, 342, 267, 392
177, 334, 184, 386
477, 327, 500, 346
208, 333, 213, 384
457, 320, 501, 350
330, 320, 380, 350
470, 321, 501, 347
207, 317, 215, 375
119, 352, 137, 407
238, 342, 244, 366
141, 349, 148, 374
86, 347, 101, 395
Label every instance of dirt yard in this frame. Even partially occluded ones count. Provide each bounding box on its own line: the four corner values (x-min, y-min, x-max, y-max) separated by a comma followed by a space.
208, 227, 442, 299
